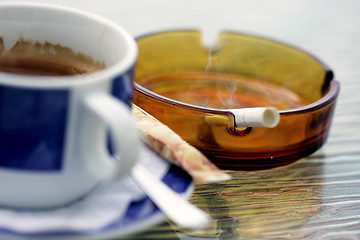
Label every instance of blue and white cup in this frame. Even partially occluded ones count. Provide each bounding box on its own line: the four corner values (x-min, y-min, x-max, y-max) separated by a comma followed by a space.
0, 3, 139, 208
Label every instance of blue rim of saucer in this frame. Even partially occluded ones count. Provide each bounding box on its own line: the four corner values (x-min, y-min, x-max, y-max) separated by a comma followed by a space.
0, 164, 193, 239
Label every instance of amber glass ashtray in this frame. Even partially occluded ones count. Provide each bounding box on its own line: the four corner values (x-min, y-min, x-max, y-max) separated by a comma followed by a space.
133, 30, 339, 169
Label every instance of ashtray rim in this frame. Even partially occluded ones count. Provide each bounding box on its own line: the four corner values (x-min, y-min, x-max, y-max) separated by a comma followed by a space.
134, 29, 340, 117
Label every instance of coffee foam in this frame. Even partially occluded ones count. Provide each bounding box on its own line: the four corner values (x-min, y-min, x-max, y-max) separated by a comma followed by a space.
0, 37, 104, 76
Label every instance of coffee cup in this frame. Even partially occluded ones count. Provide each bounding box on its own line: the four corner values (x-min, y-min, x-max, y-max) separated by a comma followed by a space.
0, 3, 139, 208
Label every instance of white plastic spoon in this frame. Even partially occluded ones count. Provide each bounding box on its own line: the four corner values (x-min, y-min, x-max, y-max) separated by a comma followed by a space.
130, 164, 212, 230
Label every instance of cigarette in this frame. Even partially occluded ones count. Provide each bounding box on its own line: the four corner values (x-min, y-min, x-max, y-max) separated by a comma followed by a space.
230, 107, 280, 128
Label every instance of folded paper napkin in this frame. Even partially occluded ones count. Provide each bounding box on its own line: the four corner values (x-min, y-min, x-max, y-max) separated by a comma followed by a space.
0, 144, 168, 234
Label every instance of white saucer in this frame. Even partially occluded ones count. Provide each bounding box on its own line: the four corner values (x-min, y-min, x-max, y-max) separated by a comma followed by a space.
0, 145, 194, 240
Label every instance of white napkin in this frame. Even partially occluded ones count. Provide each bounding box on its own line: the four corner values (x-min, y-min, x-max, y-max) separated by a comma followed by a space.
0, 144, 168, 234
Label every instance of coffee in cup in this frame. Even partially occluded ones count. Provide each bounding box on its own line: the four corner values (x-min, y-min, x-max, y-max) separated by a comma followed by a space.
0, 37, 104, 76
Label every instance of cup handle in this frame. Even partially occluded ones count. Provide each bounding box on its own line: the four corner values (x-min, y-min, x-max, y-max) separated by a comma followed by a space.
82, 92, 139, 179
